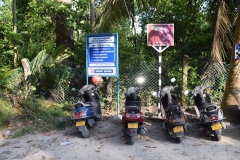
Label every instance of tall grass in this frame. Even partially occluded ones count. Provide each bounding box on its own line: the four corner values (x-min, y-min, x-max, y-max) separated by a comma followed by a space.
0, 97, 17, 128
0, 96, 71, 137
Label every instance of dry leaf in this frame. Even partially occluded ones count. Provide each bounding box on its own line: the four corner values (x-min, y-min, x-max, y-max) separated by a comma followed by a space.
95, 149, 101, 152
3, 134, 9, 139
119, 148, 124, 150
42, 156, 47, 160
129, 156, 135, 160
2, 151, 12, 154
0, 142, 10, 147
52, 138, 58, 142
26, 140, 33, 143
23, 152, 27, 157
98, 145, 104, 149
181, 152, 189, 156
145, 146, 157, 148
44, 133, 51, 136
14, 146, 21, 148
192, 144, 202, 146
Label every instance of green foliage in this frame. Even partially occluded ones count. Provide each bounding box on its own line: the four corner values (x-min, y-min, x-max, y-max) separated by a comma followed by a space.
0, 97, 17, 128
9, 96, 70, 137
0, 68, 23, 90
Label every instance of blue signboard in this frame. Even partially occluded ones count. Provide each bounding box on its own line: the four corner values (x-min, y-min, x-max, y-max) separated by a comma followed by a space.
86, 33, 118, 77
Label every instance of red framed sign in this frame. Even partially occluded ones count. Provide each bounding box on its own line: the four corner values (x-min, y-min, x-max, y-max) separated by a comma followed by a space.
147, 24, 174, 46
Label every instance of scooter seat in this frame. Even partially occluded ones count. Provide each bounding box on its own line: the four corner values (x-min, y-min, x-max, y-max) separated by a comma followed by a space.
165, 104, 180, 112
74, 102, 91, 108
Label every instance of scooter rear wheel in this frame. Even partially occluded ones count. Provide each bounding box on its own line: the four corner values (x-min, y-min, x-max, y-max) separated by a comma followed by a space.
80, 126, 90, 138
176, 137, 183, 143
129, 136, 135, 145
214, 129, 222, 141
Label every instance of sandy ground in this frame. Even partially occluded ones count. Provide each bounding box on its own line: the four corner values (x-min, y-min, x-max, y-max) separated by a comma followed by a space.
1, 107, 240, 160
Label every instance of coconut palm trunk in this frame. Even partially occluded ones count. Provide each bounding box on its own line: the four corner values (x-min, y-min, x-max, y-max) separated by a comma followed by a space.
221, 9, 240, 119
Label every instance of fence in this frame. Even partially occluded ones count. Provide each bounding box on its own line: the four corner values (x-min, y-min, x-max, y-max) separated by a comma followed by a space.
45, 62, 230, 110
0, 61, 230, 110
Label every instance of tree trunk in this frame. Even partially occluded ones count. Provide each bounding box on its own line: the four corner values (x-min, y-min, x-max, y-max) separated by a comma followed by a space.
13, 0, 18, 68
221, 9, 240, 120
182, 55, 189, 109
56, 0, 74, 50
90, 0, 95, 30
56, 13, 74, 49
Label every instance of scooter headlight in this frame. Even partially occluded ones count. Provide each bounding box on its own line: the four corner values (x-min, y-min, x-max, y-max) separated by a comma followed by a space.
126, 113, 130, 118
136, 113, 140, 118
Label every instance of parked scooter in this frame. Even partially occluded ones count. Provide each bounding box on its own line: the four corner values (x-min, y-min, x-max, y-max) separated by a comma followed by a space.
122, 86, 147, 145
192, 86, 226, 141
161, 79, 188, 143
70, 75, 103, 138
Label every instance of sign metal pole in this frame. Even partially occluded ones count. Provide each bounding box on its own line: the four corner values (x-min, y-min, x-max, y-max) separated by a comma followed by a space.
152, 46, 169, 118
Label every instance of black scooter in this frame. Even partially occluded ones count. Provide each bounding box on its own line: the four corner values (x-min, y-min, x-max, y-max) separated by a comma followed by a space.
192, 86, 227, 141
161, 85, 188, 143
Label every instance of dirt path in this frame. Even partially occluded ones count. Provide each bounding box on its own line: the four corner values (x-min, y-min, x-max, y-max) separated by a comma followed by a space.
1, 109, 240, 160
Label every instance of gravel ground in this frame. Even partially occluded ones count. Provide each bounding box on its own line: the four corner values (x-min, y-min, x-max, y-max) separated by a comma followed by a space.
1, 108, 240, 160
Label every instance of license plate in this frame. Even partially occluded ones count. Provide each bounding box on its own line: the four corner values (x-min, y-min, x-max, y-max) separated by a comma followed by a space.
211, 123, 222, 130
76, 121, 85, 127
128, 123, 138, 129
173, 126, 184, 133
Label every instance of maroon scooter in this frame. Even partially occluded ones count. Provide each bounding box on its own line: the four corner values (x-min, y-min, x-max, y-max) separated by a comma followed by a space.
122, 86, 147, 145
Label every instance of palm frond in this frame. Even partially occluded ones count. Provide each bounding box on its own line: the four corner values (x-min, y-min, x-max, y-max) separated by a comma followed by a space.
205, 0, 233, 77
95, 0, 159, 32
30, 49, 48, 74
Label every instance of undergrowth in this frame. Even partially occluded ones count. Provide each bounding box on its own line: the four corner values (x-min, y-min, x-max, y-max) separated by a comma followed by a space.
0, 96, 71, 138
0, 97, 18, 128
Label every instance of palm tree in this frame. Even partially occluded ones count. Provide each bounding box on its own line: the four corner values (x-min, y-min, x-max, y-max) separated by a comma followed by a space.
221, 8, 240, 118
199, 0, 240, 118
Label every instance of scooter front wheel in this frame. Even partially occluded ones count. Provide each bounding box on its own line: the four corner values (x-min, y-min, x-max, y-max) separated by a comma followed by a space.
214, 129, 222, 141
80, 126, 90, 138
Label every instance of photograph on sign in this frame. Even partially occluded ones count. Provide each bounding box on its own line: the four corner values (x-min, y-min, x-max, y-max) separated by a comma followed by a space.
235, 44, 240, 60
147, 24, 174, 46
